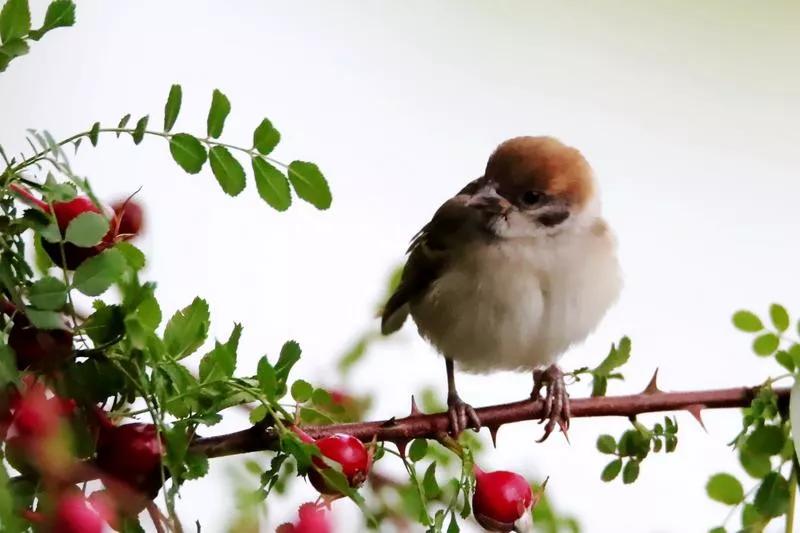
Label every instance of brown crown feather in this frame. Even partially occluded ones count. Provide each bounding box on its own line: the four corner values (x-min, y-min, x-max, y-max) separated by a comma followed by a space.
484, 136, 594, 208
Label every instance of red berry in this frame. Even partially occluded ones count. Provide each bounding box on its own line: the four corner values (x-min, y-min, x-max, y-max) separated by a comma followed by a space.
277, 503, 331, 533
111, 199, 144, 237
96, 423, 164, 494
53, 493, 109, 533
294, 502, 332, 533
51, 197, 102, 232
472, 468, 533, 532
41, 196, 116, 270
308, 433, 370, 495
8, 314, 73, 371
329, 390, 352, 406
12, 385, 61, 439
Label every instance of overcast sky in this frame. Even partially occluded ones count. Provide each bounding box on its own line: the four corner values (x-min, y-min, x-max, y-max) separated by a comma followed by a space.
2, 1, 799, 531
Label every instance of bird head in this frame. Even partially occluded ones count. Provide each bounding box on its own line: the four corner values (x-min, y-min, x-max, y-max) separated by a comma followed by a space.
466, 136, 597, 239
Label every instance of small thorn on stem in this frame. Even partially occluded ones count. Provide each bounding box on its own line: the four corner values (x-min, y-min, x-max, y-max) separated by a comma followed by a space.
409, 395, 422, 417
642, 368, 662, 395
685, 403, 707, 432
488, 426, 500, 448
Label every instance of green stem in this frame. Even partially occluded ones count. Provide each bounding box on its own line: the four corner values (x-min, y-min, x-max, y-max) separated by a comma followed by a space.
788, 466, 797, 533
10, 127, 288, 175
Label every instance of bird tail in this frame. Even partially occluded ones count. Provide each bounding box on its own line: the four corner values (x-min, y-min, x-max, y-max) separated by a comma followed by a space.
379, 294, 409, 335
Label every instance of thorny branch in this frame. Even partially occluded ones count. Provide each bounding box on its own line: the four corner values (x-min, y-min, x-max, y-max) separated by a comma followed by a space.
190, 381, 790, 459
15, 381, 790, 494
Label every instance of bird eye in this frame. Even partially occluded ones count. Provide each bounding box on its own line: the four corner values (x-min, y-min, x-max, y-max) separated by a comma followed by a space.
521, 190, 543, 206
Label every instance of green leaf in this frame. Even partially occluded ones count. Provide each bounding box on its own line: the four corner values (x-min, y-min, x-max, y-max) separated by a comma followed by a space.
132, 115, 148, 145
252, 157, 291, 211
163, 297, 210, 359
790, 344, 800, 369
754, 472, 789, 517
311, 387, 332, 407
409, 439, 428, 462
82, 304, 124, 345
743, 504, 768, 531
206, 89, 230, 139
706, 473, 744, 505
125, 295, 160, 350
769, 304, 789, 332
753, 333, 780, 356
198, 341, 234, 383
252, 118, 280, 155
0, 344, 20, 389
422, 462, 440, 499
88, 122, 100, 146
594, 336, 631, 376
733, 310, 763, 332
291, 380, 313, 403
776, 350, 795, 372
708, 528, 726, 533
275, 340, 301, 386
197, 324, 238, 382
116, 114, 131, 137
600, 458, 622, 482
164, 84, 182, 132
0, 37, 28, 58
287, 161, 332, 210
739, 449, 771, 479
257, 356, 277, 400
27, 276, 66, 310
115, 241, 145, 271
64, 211, 109, 247
224, 322, 242, 353
33, 234, 53, 273
622, 459, 639, 484
42, 174, 77, 202
747, 425, 785, 456
0, 0, 31, 43
169, 133, 207, 174
184, 452, 209, 480
208, 146, 246, 196
28, 0, 74, 40
24, 307, 64, 329
72, 248, 127, 296
596, 434, 617, 454
249, 404, 267, 424
446, 512, 460, 533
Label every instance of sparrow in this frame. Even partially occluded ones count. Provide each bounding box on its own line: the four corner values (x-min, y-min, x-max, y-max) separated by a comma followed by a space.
381, 136, 622, 440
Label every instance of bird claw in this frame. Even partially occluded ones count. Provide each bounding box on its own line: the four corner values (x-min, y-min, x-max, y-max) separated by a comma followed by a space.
531, 365, 570, 442
447, 394, 481, 436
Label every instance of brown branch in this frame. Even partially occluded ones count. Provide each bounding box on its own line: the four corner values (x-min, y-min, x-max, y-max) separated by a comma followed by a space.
190, 384, 788, 459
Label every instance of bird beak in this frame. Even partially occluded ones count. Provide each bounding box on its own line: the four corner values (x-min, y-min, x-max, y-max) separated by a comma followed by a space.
467, 185, 511, 216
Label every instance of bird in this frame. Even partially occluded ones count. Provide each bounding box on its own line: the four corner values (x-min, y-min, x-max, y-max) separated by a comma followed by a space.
380, 136, 622, 441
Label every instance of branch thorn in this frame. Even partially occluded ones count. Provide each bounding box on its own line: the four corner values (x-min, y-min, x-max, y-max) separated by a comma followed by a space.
642, 368, 662, 395
685, 403, 707, 432
409, 395, 422, 417
488, 425, 500, 448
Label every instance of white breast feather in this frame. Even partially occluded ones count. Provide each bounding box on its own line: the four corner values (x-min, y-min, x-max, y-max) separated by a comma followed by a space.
410, 223, 621, 373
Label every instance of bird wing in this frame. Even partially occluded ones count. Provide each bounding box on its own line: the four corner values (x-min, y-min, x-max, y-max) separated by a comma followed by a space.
380, 178, 487, 335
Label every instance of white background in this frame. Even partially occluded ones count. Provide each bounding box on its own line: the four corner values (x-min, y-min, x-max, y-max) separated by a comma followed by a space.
1, 1, 799, 531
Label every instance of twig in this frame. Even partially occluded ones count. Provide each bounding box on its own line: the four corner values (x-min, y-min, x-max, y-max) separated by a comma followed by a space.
190, 384, 786, 458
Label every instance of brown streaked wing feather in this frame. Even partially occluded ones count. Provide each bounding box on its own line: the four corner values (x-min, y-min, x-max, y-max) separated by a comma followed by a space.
381, 184, 487, 335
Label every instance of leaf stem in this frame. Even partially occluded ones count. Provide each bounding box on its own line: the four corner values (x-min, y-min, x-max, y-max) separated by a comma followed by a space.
10, 127, 289, 176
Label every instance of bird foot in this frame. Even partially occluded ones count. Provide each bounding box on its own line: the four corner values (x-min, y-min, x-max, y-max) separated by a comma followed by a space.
531, 365, 570, 442
447, 394, 481, 436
